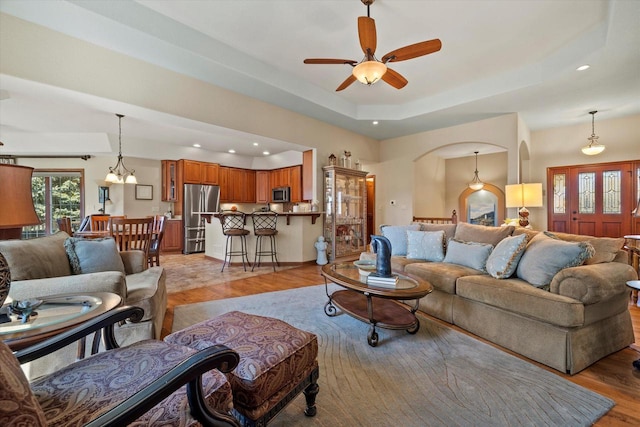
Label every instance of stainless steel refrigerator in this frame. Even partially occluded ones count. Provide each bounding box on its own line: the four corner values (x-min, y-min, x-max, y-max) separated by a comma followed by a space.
183, 184, 220, 254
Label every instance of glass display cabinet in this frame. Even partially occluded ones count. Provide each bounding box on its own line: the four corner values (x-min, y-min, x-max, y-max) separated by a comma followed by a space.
323, 165, 368, 261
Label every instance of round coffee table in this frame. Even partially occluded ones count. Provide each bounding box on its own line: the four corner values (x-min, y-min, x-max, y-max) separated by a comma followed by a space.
321, 262, 432, 347
0, 292, 121, 351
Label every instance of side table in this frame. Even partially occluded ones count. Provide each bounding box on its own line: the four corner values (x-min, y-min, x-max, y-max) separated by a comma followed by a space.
626, 281, 640, 371
0, 292, 122, 351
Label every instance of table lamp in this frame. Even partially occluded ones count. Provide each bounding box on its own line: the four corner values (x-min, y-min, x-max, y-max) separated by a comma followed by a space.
0, 164, 41, 240
505, 183, 543, 227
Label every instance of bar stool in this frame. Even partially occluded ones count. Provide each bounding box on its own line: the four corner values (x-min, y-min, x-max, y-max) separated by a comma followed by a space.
251, 211, 279, 272
220, 210, 251, 272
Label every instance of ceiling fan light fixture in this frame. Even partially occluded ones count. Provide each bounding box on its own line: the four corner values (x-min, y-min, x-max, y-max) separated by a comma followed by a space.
352, 60, 387, 85
581, 111, 605, 155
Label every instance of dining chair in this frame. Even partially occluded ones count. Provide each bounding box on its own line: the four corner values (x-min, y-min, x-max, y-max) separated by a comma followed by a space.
90, 214, 112, 231
148, 215, 166, 267
0, 306, 241, 427
110, 217, 154, 256
56, 217, 73, 235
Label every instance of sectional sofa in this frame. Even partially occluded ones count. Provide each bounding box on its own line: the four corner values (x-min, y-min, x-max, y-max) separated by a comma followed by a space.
0, 231, 166, 378
363, 222, 637, 374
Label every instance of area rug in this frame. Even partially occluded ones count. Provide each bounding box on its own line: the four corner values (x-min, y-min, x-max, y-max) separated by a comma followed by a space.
173, 285, 614, 427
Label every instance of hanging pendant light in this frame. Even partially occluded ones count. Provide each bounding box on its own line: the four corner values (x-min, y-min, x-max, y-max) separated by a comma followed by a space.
468, 151, 484, 190
105, 114, 137, 184
581, 111, 605, 155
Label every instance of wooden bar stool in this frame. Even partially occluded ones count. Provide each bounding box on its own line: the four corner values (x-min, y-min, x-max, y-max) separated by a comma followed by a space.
220, 211, 251, 272
250, 211, 279, 272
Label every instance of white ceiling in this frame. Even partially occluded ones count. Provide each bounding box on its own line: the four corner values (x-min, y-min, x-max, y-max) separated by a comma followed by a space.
0, 0, 639, 159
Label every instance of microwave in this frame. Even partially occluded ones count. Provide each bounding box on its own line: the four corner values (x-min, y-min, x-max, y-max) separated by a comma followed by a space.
272, 186, 290, 203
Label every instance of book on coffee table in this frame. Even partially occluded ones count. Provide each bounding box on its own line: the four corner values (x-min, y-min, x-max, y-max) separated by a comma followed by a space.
367, 274, 399, 288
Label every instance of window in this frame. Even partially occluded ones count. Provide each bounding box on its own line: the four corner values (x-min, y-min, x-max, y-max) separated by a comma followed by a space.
23, 170, 84, 238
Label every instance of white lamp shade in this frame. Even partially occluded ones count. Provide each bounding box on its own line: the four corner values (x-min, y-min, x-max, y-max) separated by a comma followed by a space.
505, 183, 543, 208
105, 171, 118, 183
581, 144, 605, 155
125, 174, 137, 184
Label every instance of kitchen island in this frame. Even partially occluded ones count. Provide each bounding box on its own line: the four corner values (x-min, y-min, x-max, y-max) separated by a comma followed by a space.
202, 212, 324, 264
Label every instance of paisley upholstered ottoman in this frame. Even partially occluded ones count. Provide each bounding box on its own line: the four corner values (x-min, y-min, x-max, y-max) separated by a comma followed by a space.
165, 311, 319, 426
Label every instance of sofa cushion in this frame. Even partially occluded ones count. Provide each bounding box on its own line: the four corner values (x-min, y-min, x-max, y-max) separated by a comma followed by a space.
405, 262, 482, 294
513, 229, 623, 265
64, 237, 126, 275
380, 224, 420, 256
485, 234, 528, 279
0, 232, 72, 280
454, 222, 514, 246
415, 223, 457, 243
455, 275, 584, 328
443, 239, 493, 271
406, 230, 445, 261
516, 233, 594, 287
390, 256, 425, 272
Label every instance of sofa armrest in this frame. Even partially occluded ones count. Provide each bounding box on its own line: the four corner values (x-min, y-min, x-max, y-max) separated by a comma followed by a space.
8, 271, 127, 301
550, 262, 637, 304
120, 250, 147, 274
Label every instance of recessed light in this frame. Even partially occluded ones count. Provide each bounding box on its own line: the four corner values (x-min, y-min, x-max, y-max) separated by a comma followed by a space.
263, 151, 270, 156
372, 121, 379, 125
576, 64, 590, 71
253, 142, 259, 146
228, 149, 236, 154
193, 143, 201, 148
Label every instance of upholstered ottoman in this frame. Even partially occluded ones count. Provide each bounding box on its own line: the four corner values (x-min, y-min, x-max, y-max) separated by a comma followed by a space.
165, 311, 319, 427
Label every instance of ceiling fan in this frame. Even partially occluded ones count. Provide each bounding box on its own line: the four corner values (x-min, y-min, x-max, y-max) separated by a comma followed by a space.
303, 0, 442, 91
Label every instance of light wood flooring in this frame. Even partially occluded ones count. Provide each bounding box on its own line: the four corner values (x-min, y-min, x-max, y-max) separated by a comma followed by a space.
161, 255, 640, 426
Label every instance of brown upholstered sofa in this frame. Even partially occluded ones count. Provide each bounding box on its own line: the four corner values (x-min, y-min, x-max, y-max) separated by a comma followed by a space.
362, 222, 637, 374
0, 231, 166, 378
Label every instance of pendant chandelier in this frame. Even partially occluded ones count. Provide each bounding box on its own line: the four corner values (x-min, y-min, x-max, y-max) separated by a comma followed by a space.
468, 151, 484, 190
105, 114, 137, 184
581, 111, 605, 155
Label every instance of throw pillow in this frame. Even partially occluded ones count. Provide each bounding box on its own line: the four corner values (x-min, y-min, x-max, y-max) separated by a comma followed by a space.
454, 222, 515, 246
516, 233, 595, 287
406, 230, 446, 261
443, 239, 493, 271
543, 231, 623, 265
485, 233, 528, 279
415, 223, 457, 243
64, 237, 125, 275
380, 224, 420, 256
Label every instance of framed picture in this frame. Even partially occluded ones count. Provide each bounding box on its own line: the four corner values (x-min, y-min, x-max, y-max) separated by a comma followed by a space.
135, 184, 153, 200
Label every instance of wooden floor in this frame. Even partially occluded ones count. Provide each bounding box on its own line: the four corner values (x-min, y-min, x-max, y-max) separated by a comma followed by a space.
162, 260, 640, 426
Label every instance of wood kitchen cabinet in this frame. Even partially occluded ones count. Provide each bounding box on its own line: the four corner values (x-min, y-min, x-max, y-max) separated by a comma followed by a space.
161, 160, 177, 202
256, 171, 270, 203
219, 166, 230, 202
182, 160, 202, 184
290, 165, 302, 202
160, 219, 183, 253
244, 170, 256, 202
202, 163, 219, 185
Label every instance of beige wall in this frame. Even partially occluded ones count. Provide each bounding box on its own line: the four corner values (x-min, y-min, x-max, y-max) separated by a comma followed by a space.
530, 113, 640, 230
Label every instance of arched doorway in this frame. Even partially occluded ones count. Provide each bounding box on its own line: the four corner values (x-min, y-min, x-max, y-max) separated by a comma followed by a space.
458, 183, 506, 225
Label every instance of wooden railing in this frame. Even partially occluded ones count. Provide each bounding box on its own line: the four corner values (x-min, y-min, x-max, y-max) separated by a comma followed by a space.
412, 210, 458, 224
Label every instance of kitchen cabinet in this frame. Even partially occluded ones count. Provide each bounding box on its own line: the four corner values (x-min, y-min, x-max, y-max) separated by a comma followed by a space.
203, 163, 219, 185
160, 219, 183, 253
323, 165, 368, 261
219, 166, 230, 202
244, 170, 256, 202
161, 160, 177, 202
182, 160, 202, 184
256, 171, 270, 203
290, 165, 302, 203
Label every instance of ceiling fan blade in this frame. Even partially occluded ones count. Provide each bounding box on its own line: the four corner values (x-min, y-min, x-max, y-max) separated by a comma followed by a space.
382, 39, 442, 63
358, 16, 377, 56
382, 68, 408, 89
336, 75, 357, 92
304, 58, 358, 65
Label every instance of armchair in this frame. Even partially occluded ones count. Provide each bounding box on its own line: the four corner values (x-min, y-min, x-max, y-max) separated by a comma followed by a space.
0, 306, 241, 427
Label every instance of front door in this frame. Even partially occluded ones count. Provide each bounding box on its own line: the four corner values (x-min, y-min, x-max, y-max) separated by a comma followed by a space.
547, 161, 637, 237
